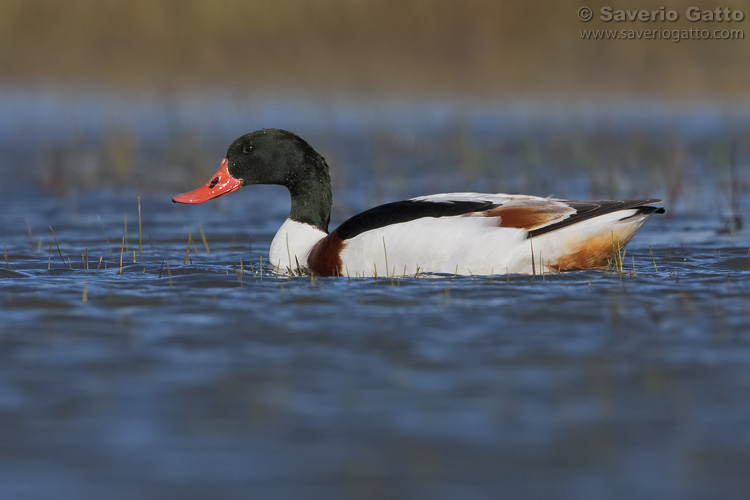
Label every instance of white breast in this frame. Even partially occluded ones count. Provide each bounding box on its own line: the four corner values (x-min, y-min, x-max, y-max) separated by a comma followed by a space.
269, 219, 326, 272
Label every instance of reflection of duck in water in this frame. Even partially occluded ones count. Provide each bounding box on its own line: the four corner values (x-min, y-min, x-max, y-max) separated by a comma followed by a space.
174, 129, 664, 276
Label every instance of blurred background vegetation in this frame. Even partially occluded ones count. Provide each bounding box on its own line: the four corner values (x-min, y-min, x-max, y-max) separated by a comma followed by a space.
1, 0, 747, 98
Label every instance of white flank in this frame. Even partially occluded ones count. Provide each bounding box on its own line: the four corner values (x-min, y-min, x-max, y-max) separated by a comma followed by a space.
338, 209, 654, 276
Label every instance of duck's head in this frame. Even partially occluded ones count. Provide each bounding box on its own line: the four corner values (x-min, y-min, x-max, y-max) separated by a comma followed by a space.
173, 128, 332, 230
173, 128, 330, 203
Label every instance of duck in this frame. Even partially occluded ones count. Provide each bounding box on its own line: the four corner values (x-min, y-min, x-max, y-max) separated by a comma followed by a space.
173, 128, 664, 277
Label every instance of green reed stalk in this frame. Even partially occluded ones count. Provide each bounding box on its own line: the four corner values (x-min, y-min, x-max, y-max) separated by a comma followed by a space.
3, 246, 11, 270
198, 222, 210, 253
48, 226, 70, 269
650, 247, 658, 273
184, 234, 192, 265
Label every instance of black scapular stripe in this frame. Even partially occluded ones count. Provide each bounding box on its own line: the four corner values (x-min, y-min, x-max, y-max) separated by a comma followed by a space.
335, 200, 496, 240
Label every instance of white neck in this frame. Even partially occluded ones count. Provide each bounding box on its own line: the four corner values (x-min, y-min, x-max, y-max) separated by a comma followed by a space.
269, 218, 327, 272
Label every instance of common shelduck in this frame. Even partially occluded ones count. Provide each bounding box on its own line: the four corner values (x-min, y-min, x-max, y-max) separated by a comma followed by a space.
173, 129, 664, 276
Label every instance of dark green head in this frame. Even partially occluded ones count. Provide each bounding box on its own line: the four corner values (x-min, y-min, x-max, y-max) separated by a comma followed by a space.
174, 129, 332, 232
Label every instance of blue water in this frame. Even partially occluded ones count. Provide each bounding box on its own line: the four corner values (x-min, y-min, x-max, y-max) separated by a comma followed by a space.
1, 91, 750, 499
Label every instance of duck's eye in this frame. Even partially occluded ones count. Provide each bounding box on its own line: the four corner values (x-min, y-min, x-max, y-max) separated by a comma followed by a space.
242, 144, 255, 154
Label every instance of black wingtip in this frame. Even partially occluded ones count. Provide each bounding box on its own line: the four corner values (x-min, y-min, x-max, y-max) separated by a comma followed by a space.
637, 206, 665, 215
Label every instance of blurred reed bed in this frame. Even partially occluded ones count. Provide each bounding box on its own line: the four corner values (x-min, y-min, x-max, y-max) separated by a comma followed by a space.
0, 0, 748, 97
